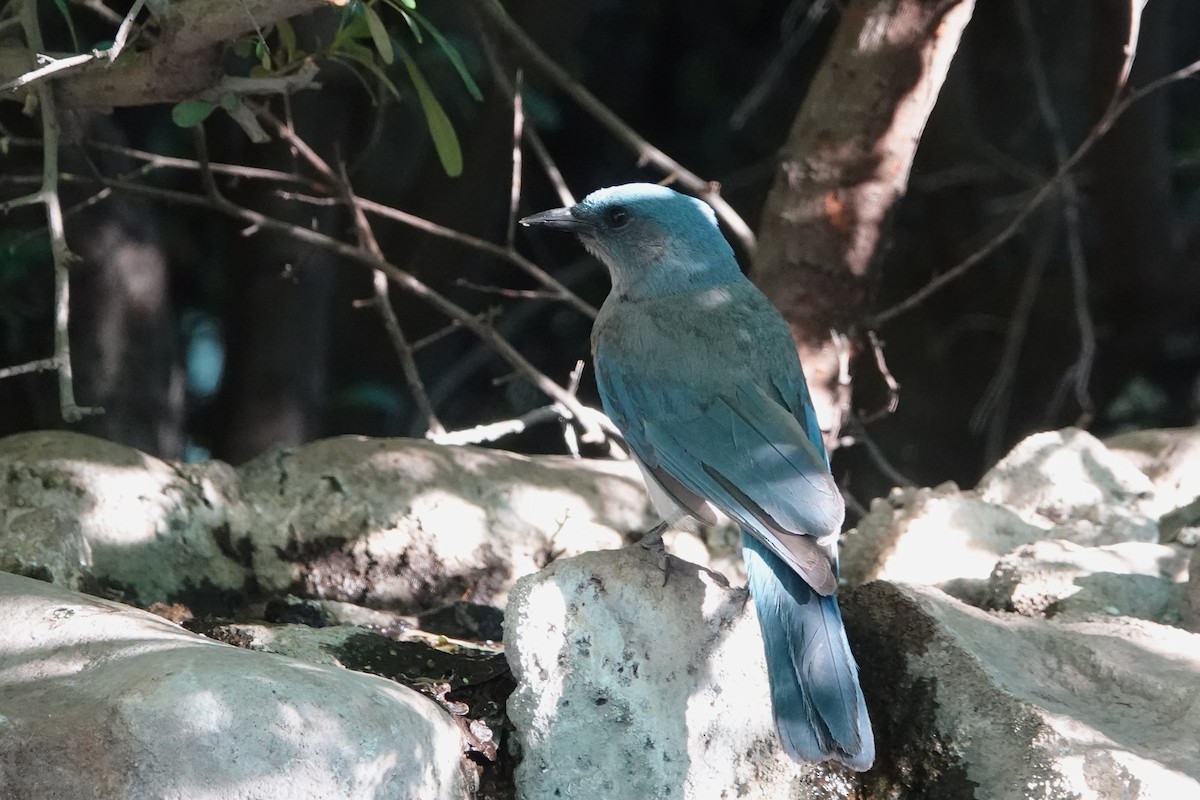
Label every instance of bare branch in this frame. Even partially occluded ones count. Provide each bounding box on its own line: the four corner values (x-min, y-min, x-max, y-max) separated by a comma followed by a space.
872, 40, 1200, 327
480, 35, 575, 208
470, 0, 756, 252
7, 0, 102, 422
0, 0, 328, 107
507, 70, 524, 249
455, 279, 566, 302
843, 414, 915, 489
1016, 0, 1095, 421
92, 175, 608, 444
970, 217, 1055, 461
857, 330, 899, 424
249, 102, 599, 318
411, 309, 501, 352
1, 52, 96, 94
0, 357, 59, 380
335, 156, 445, 436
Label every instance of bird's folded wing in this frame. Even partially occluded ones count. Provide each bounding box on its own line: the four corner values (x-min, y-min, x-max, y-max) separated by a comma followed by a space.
596, 353, 843, 594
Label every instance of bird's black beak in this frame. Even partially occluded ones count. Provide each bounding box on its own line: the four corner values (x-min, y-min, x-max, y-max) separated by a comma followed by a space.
519, 206, 589, 232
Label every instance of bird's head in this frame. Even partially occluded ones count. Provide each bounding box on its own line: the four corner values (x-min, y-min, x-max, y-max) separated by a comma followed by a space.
521, 183, 741, 299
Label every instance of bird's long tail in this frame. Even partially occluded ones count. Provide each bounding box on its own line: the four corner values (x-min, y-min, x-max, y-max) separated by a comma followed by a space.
742, 531, 874, 771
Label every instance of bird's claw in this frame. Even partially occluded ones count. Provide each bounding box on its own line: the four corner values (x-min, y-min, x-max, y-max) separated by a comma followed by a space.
638, 521, 670, 585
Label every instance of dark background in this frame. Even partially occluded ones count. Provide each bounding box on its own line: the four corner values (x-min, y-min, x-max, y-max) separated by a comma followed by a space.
2, 0, 1198, 522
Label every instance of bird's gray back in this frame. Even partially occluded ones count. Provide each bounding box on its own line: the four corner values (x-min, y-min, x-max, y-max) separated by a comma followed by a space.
592, 278, 801, 400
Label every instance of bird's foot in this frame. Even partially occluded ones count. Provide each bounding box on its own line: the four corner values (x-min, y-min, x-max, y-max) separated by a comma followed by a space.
638, 521, 670, 585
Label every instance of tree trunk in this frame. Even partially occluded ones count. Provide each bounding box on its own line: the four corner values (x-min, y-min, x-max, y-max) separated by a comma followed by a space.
751, 0, 976, 449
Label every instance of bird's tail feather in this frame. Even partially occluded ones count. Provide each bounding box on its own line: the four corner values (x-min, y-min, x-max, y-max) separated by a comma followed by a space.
742, 531, 874, 771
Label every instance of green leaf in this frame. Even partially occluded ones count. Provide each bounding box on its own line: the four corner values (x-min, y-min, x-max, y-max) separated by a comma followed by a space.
363, 5, 394, 64
276, 19, 298, 63
395, 43, 462, 177
50, 0, 80, 51
171, 101, 216, 128
405, 9, 482, 101
381, 1, 422, 42
339, 41, 402, 99
219, 94, 242, 112
255, 38, 271, 70
337, 11, 373, 46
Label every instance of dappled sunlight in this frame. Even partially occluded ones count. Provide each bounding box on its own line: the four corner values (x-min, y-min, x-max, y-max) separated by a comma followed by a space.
0, 571, 466, 798
506, 546, 786, 795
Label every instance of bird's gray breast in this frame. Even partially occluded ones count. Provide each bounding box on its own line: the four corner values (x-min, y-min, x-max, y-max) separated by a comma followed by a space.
593, 283, 794, 396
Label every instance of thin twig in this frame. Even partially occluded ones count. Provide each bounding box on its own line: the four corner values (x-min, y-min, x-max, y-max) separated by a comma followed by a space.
70, 0, 125, 27
192, 125, 222, 201
559, 359, 586, 457
507, 70, 524, 249
872, 50, 1200, 327
250, 101, 598, 318
970, 216, 1056, 462
731, 0, 834, 129
0, 357, 59, 380
480, 33, 575, 207
0, 0, 147, 93
108, 0, 148, 62
357, 196, 597, 316
1016, 0, 1095, 422
335, 156, 445, 436
858, 329, 899, 423
471, 0, 755, 252
844, 414, 915, 489
17, 0, 101, 421
524, 123, 575, 208
1, 52, 96, 94
455, 278, 566, 301
0, 191, 46, 213
94, 176, 608, 443
428, 405, 570, 447
430, 379, 621, 456
0, 162, 157, 251
410, 308, 501, 352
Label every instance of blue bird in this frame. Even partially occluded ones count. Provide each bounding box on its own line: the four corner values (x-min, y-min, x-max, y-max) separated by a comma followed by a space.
521, 183, 874, 770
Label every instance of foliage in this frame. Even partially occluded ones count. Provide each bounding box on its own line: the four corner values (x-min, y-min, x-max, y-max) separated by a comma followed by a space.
170, 0, 483, 177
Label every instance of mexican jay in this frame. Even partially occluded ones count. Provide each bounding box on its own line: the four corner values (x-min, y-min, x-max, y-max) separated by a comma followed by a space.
521, 183, 874, 770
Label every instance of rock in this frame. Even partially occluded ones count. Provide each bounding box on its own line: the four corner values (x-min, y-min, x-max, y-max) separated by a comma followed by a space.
842, 581, 1200, 800
0, 572, 469, 800
1046, 572, 1187, 625
1105, 425, 1200, 516
984, 540, 1190, 623
1160, 496, 1200, 547
0, 432, 659, 617
0, 431, 248, 608
505, 546, 851, 800
1189, 548, 1200, 632
238, 436, 652, 610
976, 428, 1158, 545
841, 483, 1043, 598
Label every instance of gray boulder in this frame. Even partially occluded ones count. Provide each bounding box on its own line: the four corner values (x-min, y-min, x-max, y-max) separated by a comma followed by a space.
976, 427, 1158, 545
0, 572, 469, 800
504, 545, 853, 800
983, 539, 1190, 623
843, 581, 1200, 800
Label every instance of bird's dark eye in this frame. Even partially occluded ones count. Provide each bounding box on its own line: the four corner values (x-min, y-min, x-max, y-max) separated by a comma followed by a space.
606, 205, 630, 228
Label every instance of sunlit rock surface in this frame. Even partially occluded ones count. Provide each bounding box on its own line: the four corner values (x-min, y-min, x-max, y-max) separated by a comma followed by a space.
505, 545, 857, 800
0, 430, 247, 607
843, 581, 1200, 800
2, 426, 1199, 798
0, 572, 468, 800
